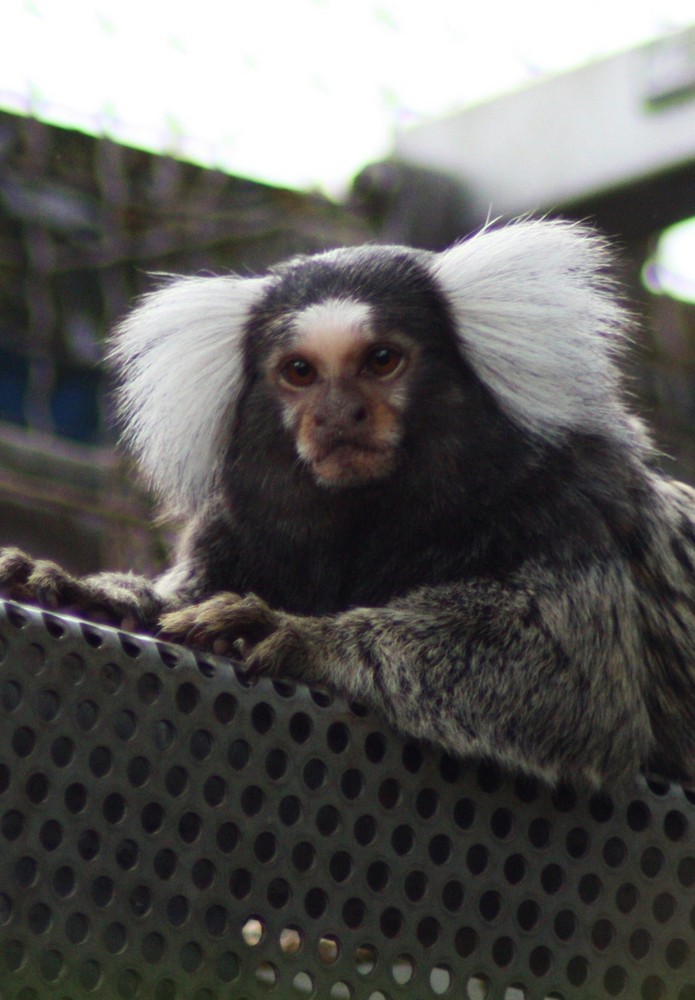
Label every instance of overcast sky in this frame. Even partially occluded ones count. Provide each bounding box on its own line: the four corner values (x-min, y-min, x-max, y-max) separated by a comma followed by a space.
1, 0, 693, 194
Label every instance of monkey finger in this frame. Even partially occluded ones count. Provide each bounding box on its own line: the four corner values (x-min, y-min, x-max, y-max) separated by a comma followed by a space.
33, 586, 61, 610
164, 625, 249, 659
159, 596, 279, 650
158, 594, 242, 632
211, 636, 235, 657
182, 626, 214, 649
84, 605, 125, 627
0, 547, 32, 577
180, 616, 268, 652
242, 624, 311, 679
0, 548, 35, 596
121, 613, 144, 633
25, 562, 86, 610
157, 617, 228, 649
212, 635, 255, 659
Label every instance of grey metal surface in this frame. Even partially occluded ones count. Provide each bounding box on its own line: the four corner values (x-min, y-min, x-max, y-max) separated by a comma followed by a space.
0, 598, 694, 999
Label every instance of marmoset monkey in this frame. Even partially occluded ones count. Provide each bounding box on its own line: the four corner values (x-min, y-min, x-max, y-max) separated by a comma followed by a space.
2, 220, 694, 788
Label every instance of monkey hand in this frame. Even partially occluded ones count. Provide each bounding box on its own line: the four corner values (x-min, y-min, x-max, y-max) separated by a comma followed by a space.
0, 547, 162, 631
158, 593, 327, 681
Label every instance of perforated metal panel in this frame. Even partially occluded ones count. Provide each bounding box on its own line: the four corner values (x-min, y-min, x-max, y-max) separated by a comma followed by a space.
0, 598, 694, 1000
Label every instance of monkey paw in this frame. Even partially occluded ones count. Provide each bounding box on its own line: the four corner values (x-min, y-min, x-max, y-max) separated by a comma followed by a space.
0, 547, 153, 630
159, 593, 316, 679
0, 548, 86, 609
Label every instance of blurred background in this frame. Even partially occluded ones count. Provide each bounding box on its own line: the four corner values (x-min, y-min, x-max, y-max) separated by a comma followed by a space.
1, 0, 695, 575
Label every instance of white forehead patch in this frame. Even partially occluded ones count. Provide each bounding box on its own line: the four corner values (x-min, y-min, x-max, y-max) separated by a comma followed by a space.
292, 298, 374, 368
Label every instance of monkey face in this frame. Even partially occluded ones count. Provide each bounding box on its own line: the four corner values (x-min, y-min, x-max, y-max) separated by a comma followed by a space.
264, 298, 419, 489
113, 225, 635, 518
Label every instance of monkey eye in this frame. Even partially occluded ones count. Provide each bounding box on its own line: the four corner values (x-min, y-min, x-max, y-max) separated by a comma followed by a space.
363, 346, 405, 378
281, 358, 317, 387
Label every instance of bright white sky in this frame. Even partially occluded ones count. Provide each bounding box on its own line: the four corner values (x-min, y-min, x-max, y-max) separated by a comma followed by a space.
1, 0, 693, 196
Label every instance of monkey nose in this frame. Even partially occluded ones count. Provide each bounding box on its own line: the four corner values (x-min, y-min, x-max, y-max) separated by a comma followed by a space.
314, 403, 368, 428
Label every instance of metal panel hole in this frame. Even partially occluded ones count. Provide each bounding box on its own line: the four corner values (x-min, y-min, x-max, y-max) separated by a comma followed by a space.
342, 897, 366, 930
341, 768, 364, 800
355, 943, 377, 975
242, 917, 264, 946
365, 731, 387, 763
404, 870, 428, 903
326, 721, 350, 753
392, 954, 414, 985
280, 926, 303, 954
318, 934, 340, 965
293, 970, 316, 995
430, 963, 452, 994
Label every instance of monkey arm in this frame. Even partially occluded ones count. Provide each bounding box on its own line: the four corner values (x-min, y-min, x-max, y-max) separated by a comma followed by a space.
159, 571, 653, 787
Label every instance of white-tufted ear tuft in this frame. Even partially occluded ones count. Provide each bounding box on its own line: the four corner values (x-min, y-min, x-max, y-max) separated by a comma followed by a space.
431, 219, 637, 447
110, 274, 269, 515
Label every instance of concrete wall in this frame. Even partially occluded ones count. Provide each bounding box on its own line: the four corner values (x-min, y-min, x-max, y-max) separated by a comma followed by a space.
396, 28, 695, 222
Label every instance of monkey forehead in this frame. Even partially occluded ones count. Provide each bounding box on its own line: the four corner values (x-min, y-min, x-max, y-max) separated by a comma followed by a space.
288, 298, 374, 360
257, 244, 439, 319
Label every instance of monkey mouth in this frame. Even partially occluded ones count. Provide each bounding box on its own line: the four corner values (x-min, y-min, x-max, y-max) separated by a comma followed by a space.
309, 440, 396, 488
